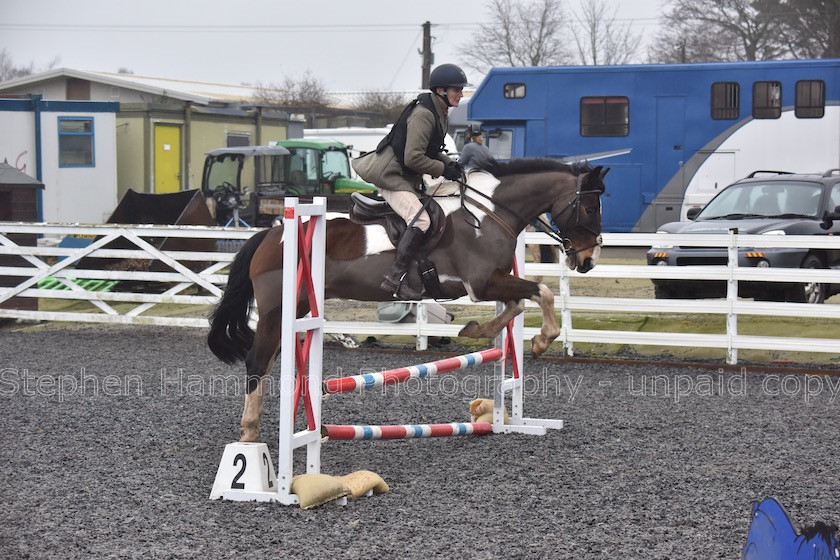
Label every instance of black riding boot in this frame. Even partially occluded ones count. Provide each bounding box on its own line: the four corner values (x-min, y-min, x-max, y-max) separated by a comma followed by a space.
381, 227, 425, 300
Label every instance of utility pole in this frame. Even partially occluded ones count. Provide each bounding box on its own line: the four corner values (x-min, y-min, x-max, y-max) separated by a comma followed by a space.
420, 21, 434, 89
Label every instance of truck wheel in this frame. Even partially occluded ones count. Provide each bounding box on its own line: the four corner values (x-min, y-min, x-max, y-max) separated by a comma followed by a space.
786, 254, 826, 304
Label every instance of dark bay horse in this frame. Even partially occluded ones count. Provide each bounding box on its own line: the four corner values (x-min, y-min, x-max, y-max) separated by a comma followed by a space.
208, 158, 608, 441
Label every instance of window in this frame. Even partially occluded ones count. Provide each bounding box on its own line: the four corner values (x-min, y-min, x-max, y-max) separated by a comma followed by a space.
485, 129, 513, 160
795, 80, 825, 118
580, 96, 629, 136
830, 184, 840, 213
58, 117, 95, 167
226, 133, 250, 147
753, 81, 781, 119
711, 82, 740, 120
504, 83, 526, 99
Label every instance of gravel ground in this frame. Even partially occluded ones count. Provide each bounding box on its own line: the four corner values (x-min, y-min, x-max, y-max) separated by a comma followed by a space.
2, 325, 840, 559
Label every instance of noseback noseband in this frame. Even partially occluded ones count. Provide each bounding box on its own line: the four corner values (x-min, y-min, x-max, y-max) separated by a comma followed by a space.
536, 181, 603, 258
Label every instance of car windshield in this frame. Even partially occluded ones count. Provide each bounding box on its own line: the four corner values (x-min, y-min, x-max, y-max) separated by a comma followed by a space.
698, 181, 823, 220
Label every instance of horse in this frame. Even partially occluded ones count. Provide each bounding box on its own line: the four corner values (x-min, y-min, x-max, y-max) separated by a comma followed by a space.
208, 158, 608, 441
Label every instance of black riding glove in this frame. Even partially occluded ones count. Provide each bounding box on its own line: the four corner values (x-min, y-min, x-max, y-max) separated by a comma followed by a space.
442, 161, 462, 181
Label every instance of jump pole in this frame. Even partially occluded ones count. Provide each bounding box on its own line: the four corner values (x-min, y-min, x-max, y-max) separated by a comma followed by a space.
323, 347, 503, 394
323, 422, 493, 441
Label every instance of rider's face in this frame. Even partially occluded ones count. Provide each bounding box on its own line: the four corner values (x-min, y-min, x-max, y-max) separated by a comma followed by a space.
446, 87, 464, 107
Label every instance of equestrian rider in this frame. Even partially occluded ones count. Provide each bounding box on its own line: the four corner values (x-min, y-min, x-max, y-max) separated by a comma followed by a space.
458, 123, 493, 170
352, 63, 470, 300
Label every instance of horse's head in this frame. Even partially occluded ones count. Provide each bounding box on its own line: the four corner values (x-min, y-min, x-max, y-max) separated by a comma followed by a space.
551, 165, 608, 273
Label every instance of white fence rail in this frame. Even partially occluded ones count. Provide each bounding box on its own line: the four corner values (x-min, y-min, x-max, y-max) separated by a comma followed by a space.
2, 223, 839, 364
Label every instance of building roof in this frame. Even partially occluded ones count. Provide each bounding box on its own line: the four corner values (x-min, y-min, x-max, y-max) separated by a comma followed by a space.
0, 162, 44, 188
0, 67, 450, 110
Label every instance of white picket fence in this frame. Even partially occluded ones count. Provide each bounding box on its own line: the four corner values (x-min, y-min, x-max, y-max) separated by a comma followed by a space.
2, 222, 839, 364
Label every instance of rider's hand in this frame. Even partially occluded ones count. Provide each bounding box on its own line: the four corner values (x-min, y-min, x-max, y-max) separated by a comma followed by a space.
442, 161, 462, 181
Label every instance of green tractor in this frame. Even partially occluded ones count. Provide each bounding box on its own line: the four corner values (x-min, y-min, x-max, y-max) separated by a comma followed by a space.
201, 139, 377, 227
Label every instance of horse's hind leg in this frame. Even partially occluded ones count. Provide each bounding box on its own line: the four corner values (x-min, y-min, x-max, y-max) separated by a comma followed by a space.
241, 307, 281, 442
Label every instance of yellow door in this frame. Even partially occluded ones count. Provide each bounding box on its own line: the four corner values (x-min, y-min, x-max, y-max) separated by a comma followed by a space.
154, 124, 181, 193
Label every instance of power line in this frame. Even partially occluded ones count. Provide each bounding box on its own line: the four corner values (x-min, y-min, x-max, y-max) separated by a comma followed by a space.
0, 17, 665, 34
0, 22, 426, 33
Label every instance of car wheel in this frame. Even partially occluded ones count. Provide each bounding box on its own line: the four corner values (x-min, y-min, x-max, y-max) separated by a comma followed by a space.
786, 254, 827, 304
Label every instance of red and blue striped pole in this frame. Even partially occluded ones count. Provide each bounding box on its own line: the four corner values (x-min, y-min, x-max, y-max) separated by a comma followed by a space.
323, 347, 503, 395
323, 422, 493, 441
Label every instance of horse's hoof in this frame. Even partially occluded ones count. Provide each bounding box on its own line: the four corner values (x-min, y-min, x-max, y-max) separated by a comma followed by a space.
530, 335, 547, 357
458, 320, 481, 338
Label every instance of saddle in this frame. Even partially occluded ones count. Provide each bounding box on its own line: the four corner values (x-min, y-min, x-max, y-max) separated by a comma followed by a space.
349, 191, 448, 298
348, 191, 446, 253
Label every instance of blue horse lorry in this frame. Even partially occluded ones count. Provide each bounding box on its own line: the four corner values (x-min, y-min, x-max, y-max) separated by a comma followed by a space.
467, 59, 840, 232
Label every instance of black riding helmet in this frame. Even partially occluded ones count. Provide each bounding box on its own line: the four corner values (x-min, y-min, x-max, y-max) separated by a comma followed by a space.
429, 63, 471, 106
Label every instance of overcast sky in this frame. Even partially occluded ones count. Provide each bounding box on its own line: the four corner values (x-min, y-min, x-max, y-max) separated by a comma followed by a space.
1, 0, 664, 92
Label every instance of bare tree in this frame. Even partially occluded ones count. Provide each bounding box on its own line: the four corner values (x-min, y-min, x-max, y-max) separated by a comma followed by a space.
352, 90, 409, 125
460, 0, 573, 73
648, 17, 742, 62
0, 49, 35, 82
775, 0, 840, 58
0, 49, 59, 82
648, 0, 789, 63
252, 70, 330, 111
571, 0, 643, 65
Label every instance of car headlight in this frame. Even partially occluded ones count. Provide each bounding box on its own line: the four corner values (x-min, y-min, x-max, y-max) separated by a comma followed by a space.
652, 230, 673, 249
761, 230, 786, 235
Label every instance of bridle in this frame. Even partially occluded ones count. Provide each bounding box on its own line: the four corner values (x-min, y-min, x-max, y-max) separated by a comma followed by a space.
457, 175, 604, 259
539, 185, 604, 257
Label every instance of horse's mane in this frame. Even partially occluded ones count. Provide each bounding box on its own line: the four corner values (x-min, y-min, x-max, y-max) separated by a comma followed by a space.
476, 157, 593, 177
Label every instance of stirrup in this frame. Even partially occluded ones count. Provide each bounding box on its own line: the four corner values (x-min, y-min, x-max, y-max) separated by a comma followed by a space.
381, 273, 422, 301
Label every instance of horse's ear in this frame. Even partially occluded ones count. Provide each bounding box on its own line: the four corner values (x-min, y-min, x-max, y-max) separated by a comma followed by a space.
584, 166, 605, 192
600, 167, 610, 179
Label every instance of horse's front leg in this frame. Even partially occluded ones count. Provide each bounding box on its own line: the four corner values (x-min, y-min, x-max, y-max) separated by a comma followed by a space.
529, 283, 560, 357
458, 270, 559, 356
459, 299, 525, 339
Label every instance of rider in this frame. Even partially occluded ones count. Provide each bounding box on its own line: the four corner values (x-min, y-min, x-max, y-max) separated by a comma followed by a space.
458, 123, 493, 170
352, 63, 470, 300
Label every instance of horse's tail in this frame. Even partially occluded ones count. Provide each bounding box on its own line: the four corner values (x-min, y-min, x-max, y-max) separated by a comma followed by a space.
207, 228, 272, 364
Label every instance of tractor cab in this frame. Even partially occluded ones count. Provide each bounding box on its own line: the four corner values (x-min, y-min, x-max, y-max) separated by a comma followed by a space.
201, 140, 377, 227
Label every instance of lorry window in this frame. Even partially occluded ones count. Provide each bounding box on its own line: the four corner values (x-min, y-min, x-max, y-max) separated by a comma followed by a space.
795, 80, 825, 118
753, 81, 782, 119
504, 83, 526, 98
711, 82, 740, 120
580, 96, 629, 137
486, 129, 513, 160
